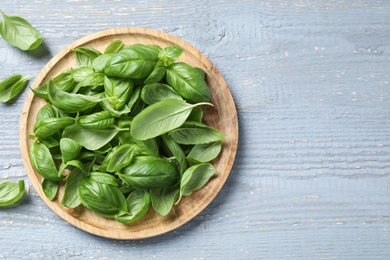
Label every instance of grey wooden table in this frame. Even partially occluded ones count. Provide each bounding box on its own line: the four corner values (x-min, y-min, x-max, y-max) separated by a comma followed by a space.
1, 0, 389, 259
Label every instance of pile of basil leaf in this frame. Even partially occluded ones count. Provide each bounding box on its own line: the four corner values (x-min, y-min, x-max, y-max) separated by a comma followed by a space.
28, 40, 225, 223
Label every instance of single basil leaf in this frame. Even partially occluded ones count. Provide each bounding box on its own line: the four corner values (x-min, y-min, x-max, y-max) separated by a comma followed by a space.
104, 44, 159, 79
141, 83, 182, 105
187, 141, 222, 164
33, 117, 75, 139
91, 53, 114, 73
162, 134, 187, 174
104, 40, 126, 54
70, 47, 102, 67
0, 10, 42, 51
0, 180, 25, 206
62, 122, 122, 150
107, 144, 135, 172
78, 111, 115, 129
114, 189, 150, 224
40, 136, 59, 148
187, 106, 203, 123
48, 80, 105, 113
127, 86, 141, 111
158, 45, 184, 67
79, 72, 105, 88
117, 156, 178, 190
30, 141, 64, 182
143, 60, 166, 85
60, 137, 82, 162
41, 178, 59, 201
0, 74, 31, 102
131, 99, 212, 140
89, 172, 118, 186
61, 167, 85, 208
166, 62, 210, 102
78, 177, 127, 218
36, 104, 58, 121
104, 76, 133, 110
150, 184, 179, 216
65, 67, 95, 83
169, 125, 225, 145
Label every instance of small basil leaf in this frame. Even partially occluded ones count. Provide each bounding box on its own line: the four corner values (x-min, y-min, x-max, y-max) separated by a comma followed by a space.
100, 100, 131, 118
33, 117, 75, 139
169, 125, 225, 145
91, 53, 114, 73
40, 136, 59, 148
104, 40, 126, 54
61, 167, 85, 208
70, 47, 102, 67
78, 111, 115, 129
114, 189, 150, 224
0, 180, 25, 206
0, 74, 31, 102
143, 60, 166, 85
36, 104, 58, 121
104, 76, 133, 110
141, 83, 182, 105
66, 67, 95, 83
150, 184, 179, 216
0, 10, 42, 51
89, 172, 118, 186
158, 45, 184, 67
41, 178, 59, 201
79, 72, 105, 88
162, 134, 187, 174
30, 141, 64, 182
187, 106, 203, 123
187, 141, 222, 164
127, 86, 141, 111
60, 138, 82, 162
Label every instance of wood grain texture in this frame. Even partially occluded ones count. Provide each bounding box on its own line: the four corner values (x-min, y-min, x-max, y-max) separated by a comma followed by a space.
1, 0, 390, 259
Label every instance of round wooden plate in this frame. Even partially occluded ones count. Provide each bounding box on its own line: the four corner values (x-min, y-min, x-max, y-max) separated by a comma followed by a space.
19, 27, 238, 239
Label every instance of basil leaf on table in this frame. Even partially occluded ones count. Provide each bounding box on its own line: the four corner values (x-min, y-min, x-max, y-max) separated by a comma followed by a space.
78, 177, 127, 218
60, 137, 82, 162
61, 167, 85, 208
143, 60, 166, 85
0, 180, 25, 206
104, 40, 125, 54
187, 141, 222, 164
30, 141, 64, 181
106, 144, 135, 172
130, 99, 212, 140
115, 189, 151, 224
70, 47, 102, 67
78, 111, 115, 129
141, 83, 183, 105
166, 62, 211, 103
0, 74, 31, 102
162, 134, 187, 174
41, 178, 59, 201
91, 53, 114, 73
169, 125, 225, 145
104, 76, 133, 110
158, 45, 184, 67
36, 104, 58, 121
33, 117, 75, 139
150, 184, 179, 216
0, 10, 42, 51
117, 156, 178, 190
104, 44, 159, 79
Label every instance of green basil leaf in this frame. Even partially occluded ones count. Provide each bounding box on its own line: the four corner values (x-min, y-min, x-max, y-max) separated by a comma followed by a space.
114, 189, 150, 224
0, 74, 31, 102
187, 141, 222, 164
104, 44, 159, 79
104, 76, 133, 110
0, 180, 25, 206
30, 141, 64, 181
0, 10, 42, 51
61, 167, 85, 208
96, 146, 119, 172
36, 104, 58, 121
195, 67, 206, 79
117, 131, 159, 157
131, 99, 212, 140
62, 122, 122, 150
104, 40, 125, 54
127, 86, 141, 111
100, 100, 131, 117
141, 83, 182, 105
78, 111, 115, 129
70, 47, 102, 67
89, 172, 118, 186
33, 117, 75, 139
143, 60, 166, 85
60, 137, 82, 162
158, 45, 184, 67
107, 144, 135, 172
65, 67, 95, 83
150, 184, 179, 216
169, 125, 225, 145
48, 80, 105, 113
32, 71, 75, 100
117, 156, 178, 190
187, 106, 203, 123
162, 134, 187, 174
79, 72, 105, 88
78, 177, 127, 218
91, 53, 114, 73
40, 136, 59, 148
166, 62, 210, 102
41, 178, 59, 201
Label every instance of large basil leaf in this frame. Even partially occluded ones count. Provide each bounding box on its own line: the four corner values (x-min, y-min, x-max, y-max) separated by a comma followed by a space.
62, 122, 123, 150
30, 141, 64, 181
150, 185, 179, 216
131, 99, 212, 140
33, 117, 75, 139
117, 156, 178, 190
106, 144, 135, 172
162, 134, 187, 174
115, 189, 150, 224
78, 111, 115, 129
104, 44, 159, 79
32, 72, 74, 100
61, 167, 85, 208
0, 180, 25, 206
187, 141, 222, 164
104, 76, 133, 110
143, 60, 166, 85
78, 177, 127, 218
36, 104, 58, 121
169, 125, 225, 145
141, 83, 182, 105
91, 53, 114, 73
166, 62, 210, 102
60, 137, 82, 162
0, 10, 42, 50
158, 45, 184, 67
0, 74, 31, 102
41, 178, 59, 201
104, 40, 125, 54
48, 80, 105, 113
70, 47, 102, 67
